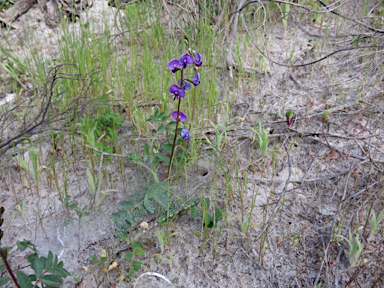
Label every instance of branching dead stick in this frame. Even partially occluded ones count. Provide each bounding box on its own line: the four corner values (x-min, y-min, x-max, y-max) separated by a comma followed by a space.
313, 166, 353, 288
342, 179, 384, 203
266, 90, 384, 125
240, 248, 278, 288
238, 7, 384, 68
232, 0, 384, 33
248, 160, 368, 184
309, 136, 384, 164
196, 265, 220, 288
161, 0, 188, 39
294, 161, 368, 183
254, 143, 291, 242
317, 0, 384, 33
289, 128, 384, 140
241, 11, 384, 68
231, 0, 315, 14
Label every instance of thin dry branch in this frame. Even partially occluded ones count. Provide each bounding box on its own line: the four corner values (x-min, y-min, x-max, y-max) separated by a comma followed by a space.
0, 65, 94, 156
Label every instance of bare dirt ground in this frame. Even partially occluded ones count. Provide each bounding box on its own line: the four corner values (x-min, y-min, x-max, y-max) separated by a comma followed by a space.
1, 1, 384, 287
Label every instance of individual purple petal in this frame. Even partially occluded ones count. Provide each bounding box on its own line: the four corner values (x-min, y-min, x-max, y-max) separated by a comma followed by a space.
181, 128, 191, 141
192, 72, 200, 86
168, 59, 182, 73
169, 85, 185, 100
172, 111, 187, 122
194, 52, 202, 67
177, 79, 191, 90
179, 54, 194, 68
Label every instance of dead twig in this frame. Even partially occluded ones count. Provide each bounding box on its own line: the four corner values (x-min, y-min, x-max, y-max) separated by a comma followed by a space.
196, 265, 220, 288
313, 164, 353, 288
254, 143, 291, 242
309, 136, 384, 164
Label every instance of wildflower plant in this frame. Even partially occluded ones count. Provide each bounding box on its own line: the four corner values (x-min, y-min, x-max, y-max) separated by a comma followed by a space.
336, 229, 364, 267
248, 119, 270, 157
112, 50, 202, 238
166, 50, 202, 179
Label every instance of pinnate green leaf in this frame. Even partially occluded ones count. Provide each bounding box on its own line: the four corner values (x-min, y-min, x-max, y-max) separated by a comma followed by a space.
145, 181, 169, 200
119, 201, 136, 210
40, 274, 63, 286
132, 242, 142, 249
144, 199, 155, 213
16, 271, 33, 288
153, 190, 170, 208
132, 260, 142, 271
155, 152, 169, 163
17, 241, 29, 251
0, 277, 10, 285
125, 252, 133, 262
27, 253, 37, 264
127, 267, 135, 277
48, 267, 68, 277
162, 144, 173, 152
133, 247, 145, 256
32, 257, 44, 277
190, 207, 199, 218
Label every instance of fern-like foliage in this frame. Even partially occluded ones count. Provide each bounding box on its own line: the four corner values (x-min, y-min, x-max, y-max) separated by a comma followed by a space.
112, 181, 200, 238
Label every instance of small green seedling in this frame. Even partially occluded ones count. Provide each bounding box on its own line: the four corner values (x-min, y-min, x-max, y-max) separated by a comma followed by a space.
190, 197, 223, 229
322, 110, 330, 123
368, 209, 384, 241
285, 110, 294, 127
124, 242, 145, 278
58, 195, 78, 210
336, 229, 364, 266
156, 228, 177, 255
248, 119, 270, 157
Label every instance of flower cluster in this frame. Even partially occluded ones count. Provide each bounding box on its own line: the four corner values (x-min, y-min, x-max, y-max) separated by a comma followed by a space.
167, 52, 202, 141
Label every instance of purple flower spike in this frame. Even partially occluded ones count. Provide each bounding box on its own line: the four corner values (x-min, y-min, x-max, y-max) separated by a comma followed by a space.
177, 79, 191, 91
169, 85, 185, 100
179, 54, 194, 68
181, 128, 191, 141
192, 72, 200, 86
168, 59, 182, 73
194, 52, 202, 67
172, 111, 187, 122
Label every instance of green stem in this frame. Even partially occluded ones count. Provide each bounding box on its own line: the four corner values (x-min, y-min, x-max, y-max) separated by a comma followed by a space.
167, 97, 181, 179
190, 85, 197, 137
167, 69, 184, 179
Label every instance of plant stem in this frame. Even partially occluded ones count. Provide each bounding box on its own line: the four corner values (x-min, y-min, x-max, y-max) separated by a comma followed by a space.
190, 85, 197, 138
167, 97, 181, 179
167, 69, 184, 179
0, 248, 21, 288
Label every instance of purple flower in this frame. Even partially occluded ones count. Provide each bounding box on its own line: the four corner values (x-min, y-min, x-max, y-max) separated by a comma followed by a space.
181, 128, 191, 141
169, 85, 185, 100
192, 72, 200, 86
168, 59, 182, 73
177, 79, 191, 91
179, 54, 194, 68
194, 52, 202, 67
172, 111, 187, 122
